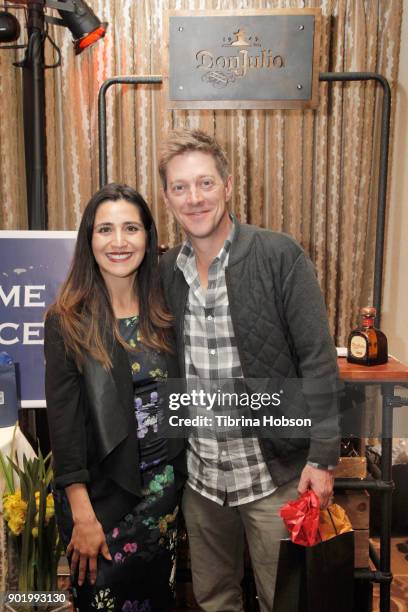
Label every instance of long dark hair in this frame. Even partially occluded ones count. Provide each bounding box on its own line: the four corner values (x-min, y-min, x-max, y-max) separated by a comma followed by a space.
47, 183, 172, 368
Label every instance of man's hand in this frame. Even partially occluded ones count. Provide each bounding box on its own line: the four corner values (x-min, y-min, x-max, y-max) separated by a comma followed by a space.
297, 464, 334, 509
67, 516, 112, 586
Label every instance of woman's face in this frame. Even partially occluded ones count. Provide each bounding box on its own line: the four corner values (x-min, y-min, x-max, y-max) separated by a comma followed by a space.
91, 199, 147, 286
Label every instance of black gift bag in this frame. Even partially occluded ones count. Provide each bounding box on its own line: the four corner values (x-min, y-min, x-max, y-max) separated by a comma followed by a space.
272, 531, 354, 612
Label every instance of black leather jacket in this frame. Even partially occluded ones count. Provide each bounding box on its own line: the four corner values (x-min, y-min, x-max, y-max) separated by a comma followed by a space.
44, 314, 185, 531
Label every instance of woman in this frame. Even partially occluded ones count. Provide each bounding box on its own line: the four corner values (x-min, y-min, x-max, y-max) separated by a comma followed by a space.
44, 183, 185, 611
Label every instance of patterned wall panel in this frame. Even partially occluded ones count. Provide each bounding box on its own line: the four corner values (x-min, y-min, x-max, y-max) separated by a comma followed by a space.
0, 0, 403, 344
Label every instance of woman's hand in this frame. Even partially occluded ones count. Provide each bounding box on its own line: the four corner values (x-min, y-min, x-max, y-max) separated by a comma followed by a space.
67, 516, 112, 586
65, 483, 112, 586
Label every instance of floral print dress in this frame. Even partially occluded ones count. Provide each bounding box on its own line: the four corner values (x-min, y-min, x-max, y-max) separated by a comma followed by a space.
55, 315, 178, 612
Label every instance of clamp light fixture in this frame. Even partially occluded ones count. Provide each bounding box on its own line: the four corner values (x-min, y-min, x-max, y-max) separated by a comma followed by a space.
52, 0, 107, 54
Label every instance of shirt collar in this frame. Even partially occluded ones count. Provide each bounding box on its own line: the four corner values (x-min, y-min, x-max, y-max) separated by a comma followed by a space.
175, 216, 236, 273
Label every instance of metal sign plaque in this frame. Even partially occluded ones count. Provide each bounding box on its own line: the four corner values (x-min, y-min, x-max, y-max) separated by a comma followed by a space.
165, 9, 321, 110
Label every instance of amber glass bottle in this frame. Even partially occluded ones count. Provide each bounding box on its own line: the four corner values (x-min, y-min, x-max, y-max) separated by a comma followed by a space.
347, 307, 388, 365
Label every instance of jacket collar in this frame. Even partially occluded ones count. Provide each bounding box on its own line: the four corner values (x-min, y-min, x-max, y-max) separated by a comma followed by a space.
172, 213, 256, 271
228, 214, 259, 267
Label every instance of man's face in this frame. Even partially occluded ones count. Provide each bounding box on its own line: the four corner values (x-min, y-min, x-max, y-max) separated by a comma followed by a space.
162, 151, 232, 243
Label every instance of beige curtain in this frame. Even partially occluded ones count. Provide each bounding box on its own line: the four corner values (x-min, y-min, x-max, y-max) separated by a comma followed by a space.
0, 0, 403, 345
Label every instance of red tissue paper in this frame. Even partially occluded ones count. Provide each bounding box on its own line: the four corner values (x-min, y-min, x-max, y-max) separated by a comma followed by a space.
279, 489, 320, 546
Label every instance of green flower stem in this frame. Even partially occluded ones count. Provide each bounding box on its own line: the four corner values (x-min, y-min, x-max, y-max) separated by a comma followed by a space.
1, 449, 62, 593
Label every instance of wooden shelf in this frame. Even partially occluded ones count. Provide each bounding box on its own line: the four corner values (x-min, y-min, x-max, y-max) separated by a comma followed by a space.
337, 356, 408, 383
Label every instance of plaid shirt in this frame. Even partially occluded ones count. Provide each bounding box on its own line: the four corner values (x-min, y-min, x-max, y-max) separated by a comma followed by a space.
176, 222, 276, 506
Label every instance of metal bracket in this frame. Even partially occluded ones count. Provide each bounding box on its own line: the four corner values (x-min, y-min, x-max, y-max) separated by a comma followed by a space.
334, 478, 394, 492
44, 15, 65, 26
0, 43, 26, 49
319, 73, 391, 326
45, 0, 75, 13
98, 76, 163, 187
355, 568, 393, 584
383, 395, 408, 409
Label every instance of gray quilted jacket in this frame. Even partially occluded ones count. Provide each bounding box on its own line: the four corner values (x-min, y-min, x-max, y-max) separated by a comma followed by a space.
159, 217, 340, 487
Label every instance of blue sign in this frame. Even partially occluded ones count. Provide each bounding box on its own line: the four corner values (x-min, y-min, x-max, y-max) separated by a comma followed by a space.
0, 231, 76, 406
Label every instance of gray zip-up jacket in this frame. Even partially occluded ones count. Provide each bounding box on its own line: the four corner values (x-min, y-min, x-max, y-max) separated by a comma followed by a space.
159, 217, 340, 487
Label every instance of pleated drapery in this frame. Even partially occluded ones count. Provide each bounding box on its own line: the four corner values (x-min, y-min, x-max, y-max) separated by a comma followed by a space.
0, 0, 403, 345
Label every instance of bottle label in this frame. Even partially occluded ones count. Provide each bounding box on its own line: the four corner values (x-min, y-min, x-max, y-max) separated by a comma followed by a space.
350, 336, 367, 358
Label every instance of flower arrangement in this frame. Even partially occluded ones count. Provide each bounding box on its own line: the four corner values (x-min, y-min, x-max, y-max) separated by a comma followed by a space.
0, 438, 62, 594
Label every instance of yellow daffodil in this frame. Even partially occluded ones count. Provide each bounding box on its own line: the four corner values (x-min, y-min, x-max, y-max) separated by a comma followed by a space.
3, 490, 27, 535
45, 494, 55, 523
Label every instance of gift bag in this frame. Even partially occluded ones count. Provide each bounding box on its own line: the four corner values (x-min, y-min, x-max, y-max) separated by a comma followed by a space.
0, 352, 18, 427
319, 503, 352, 541
273, 490, 354, 612
279, 489, 321, 546
272, 530, 354, 612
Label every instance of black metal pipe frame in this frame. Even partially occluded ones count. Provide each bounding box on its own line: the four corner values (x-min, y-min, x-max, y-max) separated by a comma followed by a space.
379, 383, 395, 612
355, 569, 392, 584
335, 469, 394, 608
335, 379, 399, 612
98, 73, 391, 327
334, 478, 393, 491
98, 76, 163, 188
22, 2, 47, 230
319, 73, 391, 327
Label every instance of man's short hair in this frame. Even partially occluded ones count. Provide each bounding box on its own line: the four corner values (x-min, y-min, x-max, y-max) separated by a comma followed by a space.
159, 128, 230, 190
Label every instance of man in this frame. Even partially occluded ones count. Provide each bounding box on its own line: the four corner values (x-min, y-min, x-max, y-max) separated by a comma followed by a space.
158, 129, 340, 611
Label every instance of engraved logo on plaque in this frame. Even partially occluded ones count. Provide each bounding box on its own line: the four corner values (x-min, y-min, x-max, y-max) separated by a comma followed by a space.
196, 30, 284, 89
167, 10, 321, 109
